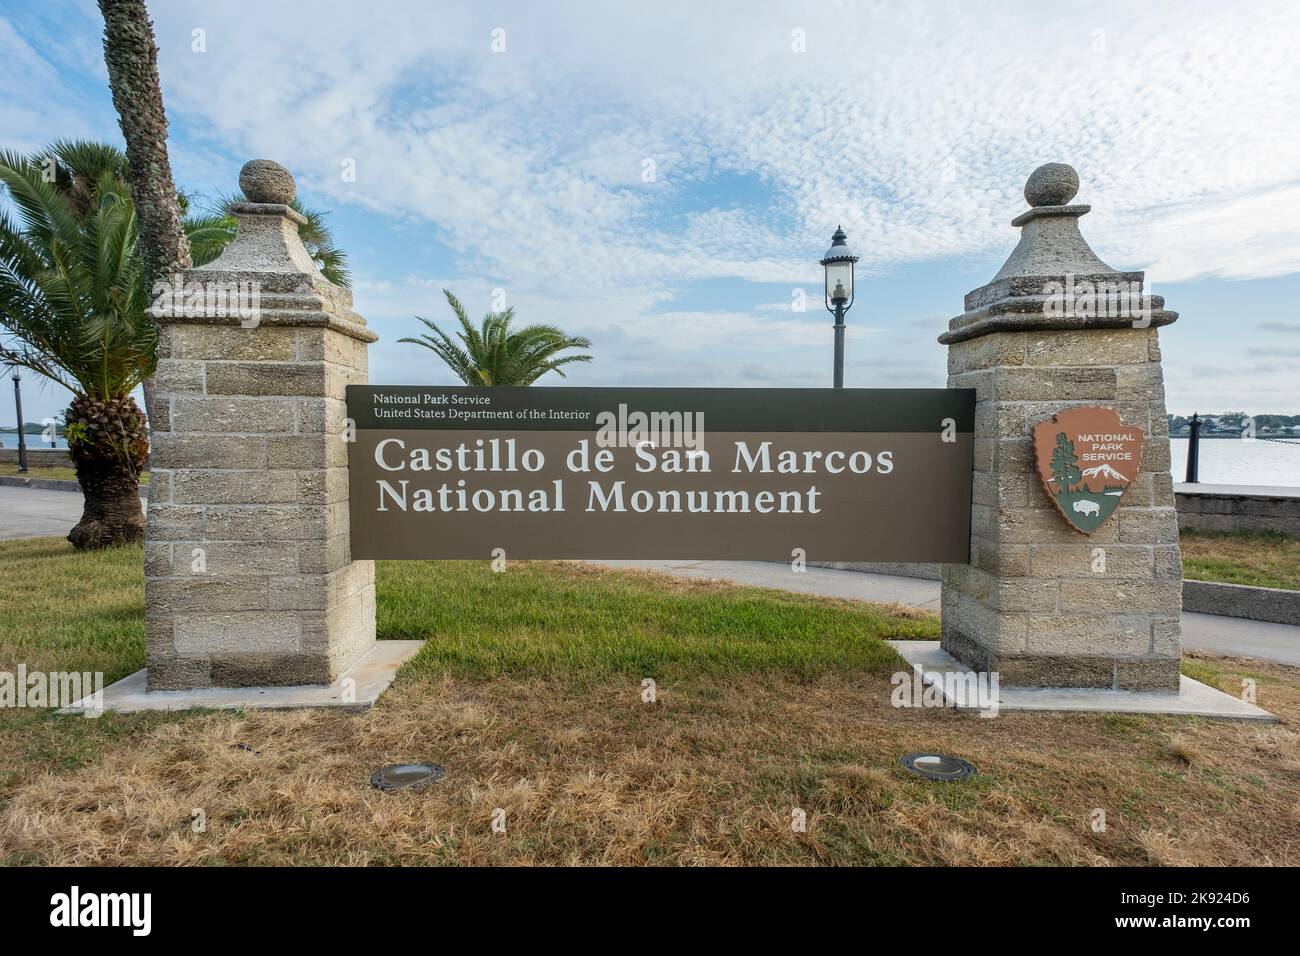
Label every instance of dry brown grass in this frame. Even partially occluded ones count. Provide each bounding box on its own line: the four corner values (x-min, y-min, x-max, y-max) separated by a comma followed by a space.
4, 655, 1299, 866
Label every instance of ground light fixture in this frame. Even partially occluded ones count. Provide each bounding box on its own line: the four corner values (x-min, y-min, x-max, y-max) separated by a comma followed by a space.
899, 753, 977, 781
370, 763, 445, 791
819, 226, 859, 389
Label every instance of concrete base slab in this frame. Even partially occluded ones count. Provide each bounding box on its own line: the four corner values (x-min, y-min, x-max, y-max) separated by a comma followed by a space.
887, 641, 1277, 722
59, 640, 425, 715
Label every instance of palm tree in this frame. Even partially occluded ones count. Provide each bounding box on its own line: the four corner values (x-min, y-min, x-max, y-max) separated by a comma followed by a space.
97, 0, 190, 287
97, 0, 190, 429
0, 142, 353, 549
34, 140, 130, 217
401, 289, 592, 386
0, 152, 152, 548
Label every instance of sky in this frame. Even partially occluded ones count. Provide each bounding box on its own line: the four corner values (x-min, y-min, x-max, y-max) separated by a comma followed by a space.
2, 0, 1299, 427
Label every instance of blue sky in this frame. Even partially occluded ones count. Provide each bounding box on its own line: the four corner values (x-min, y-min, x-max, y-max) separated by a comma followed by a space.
3, 0, 1299, 426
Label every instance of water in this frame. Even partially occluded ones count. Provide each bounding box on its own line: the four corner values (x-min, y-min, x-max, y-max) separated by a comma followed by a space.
1168, 437, 1300, 488
0, 435, 67, 449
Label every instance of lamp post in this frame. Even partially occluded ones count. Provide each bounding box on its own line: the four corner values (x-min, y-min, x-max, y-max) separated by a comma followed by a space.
820, 226, 859, 388
10, 367, 28, 473
1185, 412, 1200, 483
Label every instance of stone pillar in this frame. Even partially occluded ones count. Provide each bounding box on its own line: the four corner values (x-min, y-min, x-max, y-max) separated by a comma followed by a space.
144, 160, 377, 690
938, 163, 1182, 691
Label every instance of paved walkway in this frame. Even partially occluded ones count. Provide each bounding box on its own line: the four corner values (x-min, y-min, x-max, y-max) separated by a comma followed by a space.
0, 485, 103, 540
3, 486, 1297, 666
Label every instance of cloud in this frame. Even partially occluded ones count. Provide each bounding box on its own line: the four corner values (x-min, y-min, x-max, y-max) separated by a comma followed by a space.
126, 0, 1300, 291
6, 0, 1300, 419
0, 12, 115, 154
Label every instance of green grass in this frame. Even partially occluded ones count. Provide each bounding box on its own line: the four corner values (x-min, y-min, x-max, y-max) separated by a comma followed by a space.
0, 538, 933, 687
1179, 529, 1300, 591
0, 463, 149, 483
380, 560, 930, 681
0, 538, 148, 679
0, 539, 177, 798
1180, 655, 1277, 693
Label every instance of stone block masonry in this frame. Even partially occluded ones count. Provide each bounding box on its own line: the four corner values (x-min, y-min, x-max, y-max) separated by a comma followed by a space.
938, 163, 1182, 692
1175, 485, 1300, 537
144, 160, 379, 691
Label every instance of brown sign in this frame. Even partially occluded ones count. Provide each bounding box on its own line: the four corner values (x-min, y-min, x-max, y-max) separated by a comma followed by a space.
345, 386, 975, 561
1032, 406, 1144, 534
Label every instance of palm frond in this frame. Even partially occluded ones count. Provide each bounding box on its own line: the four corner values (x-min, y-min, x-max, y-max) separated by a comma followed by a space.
0, 153, 154, 399
402, 290, 593, 387
183, 213, 237, 267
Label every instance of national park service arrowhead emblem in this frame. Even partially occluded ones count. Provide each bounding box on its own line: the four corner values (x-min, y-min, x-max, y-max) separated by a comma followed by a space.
1032, 406, 1143, 534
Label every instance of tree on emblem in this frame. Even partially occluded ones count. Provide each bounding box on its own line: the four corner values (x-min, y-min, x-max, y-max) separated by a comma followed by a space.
1049, 432, 1082, 492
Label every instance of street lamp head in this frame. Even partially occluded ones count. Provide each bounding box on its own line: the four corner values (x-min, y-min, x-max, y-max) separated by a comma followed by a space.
820, 225, 859, 313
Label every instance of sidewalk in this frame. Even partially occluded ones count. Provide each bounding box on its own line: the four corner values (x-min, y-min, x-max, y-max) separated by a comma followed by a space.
0, 485, 119, 540
3, 485, 1297, 666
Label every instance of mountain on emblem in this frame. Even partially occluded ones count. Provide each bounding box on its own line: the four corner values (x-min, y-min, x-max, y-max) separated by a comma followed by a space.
1031, 406, 1145, 534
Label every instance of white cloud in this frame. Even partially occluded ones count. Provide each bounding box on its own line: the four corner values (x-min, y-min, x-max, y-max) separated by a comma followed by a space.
134, 0, 1300, 291
6, 0, 1300, 419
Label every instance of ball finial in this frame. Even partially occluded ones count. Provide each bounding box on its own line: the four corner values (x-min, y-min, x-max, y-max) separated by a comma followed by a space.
239, 159, 297, 205
1024, 162, 1079, 207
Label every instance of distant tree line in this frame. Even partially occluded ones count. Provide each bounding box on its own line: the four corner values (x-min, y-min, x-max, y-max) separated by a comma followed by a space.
0, 422, 64, 435
1168, 412, 1300, 435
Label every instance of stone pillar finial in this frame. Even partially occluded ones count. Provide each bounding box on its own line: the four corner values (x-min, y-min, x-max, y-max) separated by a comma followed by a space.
937, 162, 1183, 693
942, 165, 1176, 344
1023, 162, 1080, 207
195, 160, 321, 279
239, 159, 297, 205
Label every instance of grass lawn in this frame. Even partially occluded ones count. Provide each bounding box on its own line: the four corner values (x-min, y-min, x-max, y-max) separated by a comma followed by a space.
0, 463, 150, 483
1180, 529, 1300, 591
2, 537, 1299, 866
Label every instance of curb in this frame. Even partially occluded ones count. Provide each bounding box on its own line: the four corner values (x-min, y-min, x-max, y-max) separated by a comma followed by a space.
1182, 579, 1300, 627
0, 475, 81, 492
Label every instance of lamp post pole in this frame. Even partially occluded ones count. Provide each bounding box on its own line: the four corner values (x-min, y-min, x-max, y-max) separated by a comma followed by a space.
1185, 412, 1200, 483
832, 301, 846, 389
820, 226, 859, 390
11, 368, 28, 473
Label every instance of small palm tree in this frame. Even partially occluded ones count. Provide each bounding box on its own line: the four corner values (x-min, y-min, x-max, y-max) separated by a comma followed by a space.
401, 289, 592, 386
0, 151, 152, 548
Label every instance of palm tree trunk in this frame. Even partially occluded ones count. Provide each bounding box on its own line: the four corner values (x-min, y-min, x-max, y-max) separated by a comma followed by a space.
97, 0, 191, 427
66, 396, 147, 550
